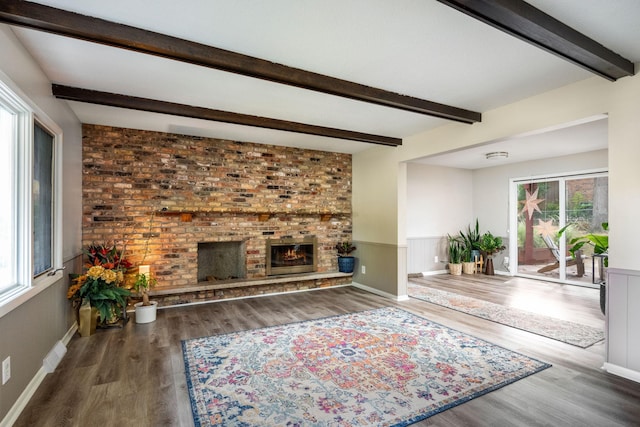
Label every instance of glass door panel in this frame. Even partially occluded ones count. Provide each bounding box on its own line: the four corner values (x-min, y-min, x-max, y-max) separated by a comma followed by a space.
514, 174, 608, 286
565, 176, 609, 284
517, 181, 560, 279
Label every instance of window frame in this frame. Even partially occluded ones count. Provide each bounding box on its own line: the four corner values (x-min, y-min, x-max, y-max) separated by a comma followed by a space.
0, 71, 63, 318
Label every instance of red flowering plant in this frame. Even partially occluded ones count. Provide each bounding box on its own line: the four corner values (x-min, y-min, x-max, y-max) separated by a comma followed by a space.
84, 243, 133, 270
68, 243, 132, 324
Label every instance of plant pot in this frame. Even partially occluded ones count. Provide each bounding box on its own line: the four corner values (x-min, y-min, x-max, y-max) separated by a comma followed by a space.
462, 261, 476, 274
449, 263, 462, 275
134, 301, 158, 324
78, 300, 99, 337
485, 257, 495, 275
338, 256, 355, 273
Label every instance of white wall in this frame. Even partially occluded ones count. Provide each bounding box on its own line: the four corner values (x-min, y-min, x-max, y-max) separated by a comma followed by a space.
406, 163, 473, 238
405, 163, 472, 274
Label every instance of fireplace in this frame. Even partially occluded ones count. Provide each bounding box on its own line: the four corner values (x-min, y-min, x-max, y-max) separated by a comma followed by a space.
198, 241, 246, 282
266, 237, 317, 276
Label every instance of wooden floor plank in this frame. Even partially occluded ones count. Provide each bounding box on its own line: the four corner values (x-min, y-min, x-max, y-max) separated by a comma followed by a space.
13, 275, 640, 426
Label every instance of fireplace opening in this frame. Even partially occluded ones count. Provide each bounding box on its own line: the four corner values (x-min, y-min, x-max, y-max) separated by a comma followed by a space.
198, 241, 246, 282
266, 237, 317, 276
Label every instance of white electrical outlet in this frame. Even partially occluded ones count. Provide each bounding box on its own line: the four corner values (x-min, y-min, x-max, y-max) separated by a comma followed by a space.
2, 356, 10, 385
504, 256, 510, 266
434, 255, 438, 263
361, 265, 366, 274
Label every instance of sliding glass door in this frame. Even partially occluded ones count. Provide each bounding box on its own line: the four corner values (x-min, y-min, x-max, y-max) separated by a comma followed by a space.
512, 173, 608, 286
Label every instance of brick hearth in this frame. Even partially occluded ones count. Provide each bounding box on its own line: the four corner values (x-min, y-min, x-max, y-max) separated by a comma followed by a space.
82, 125, 353, 303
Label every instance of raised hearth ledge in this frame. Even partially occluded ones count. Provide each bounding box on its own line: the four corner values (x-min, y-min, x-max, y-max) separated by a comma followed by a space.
149, 271, 353, 296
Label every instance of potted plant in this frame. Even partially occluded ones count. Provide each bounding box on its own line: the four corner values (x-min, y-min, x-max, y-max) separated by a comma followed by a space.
336, 241, 357, 273
558, 222, 608, 264
447, 235, 463, 275
133, 265, 158, 323
67, 243, 132, 335
461, 245, 475, 274
478, 232, 506, 275
558, 222, 608, 314
459, 218, 482, 264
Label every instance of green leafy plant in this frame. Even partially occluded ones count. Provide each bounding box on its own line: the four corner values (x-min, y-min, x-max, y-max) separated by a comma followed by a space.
459, 218, 481, 261
133, 271, 158, 306
478, 232, 506, 257
335, 241, 357, 256
448, 235, 463, 264
69, 265, 131, 324
68, 242, 132, 324
460, 245, 471, 264
558, 222, 609, 266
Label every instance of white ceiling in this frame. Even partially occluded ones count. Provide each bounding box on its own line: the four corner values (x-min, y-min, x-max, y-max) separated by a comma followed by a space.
413, 115, 609, 169
8, 1, 640, 165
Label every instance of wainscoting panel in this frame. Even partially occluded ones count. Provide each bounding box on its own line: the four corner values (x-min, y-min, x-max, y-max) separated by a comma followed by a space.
407, 237, 447, 274
407, 236, 510, 275
605, 268, 640, 383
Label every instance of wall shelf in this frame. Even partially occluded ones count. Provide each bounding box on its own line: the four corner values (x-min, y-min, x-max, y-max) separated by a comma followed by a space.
156, 209, 349, 222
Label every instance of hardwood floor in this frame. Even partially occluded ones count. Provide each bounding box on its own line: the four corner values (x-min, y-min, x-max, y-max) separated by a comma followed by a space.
14, 276, 640, 426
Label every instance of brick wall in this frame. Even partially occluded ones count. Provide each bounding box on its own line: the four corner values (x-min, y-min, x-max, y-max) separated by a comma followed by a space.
82, 125, 352, 292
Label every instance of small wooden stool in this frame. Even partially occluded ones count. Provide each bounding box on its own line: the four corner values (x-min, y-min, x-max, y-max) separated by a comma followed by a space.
474, 254, 484, 274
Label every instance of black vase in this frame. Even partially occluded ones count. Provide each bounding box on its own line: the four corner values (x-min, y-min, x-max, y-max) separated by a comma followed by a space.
338, 256, 355, 273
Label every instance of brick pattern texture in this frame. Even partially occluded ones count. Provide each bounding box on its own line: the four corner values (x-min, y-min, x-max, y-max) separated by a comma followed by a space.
82, 125, 352, 293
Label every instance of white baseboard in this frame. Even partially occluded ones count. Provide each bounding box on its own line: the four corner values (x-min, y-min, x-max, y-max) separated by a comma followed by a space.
0, 323, 77, 427
62, 322, 78, 345
603, 362, 640, 384
351, 282, 408, 301
419, 270, 511, 277
43, 341, 66, 374
421, 270, 448, 276
0, 368, 47, 427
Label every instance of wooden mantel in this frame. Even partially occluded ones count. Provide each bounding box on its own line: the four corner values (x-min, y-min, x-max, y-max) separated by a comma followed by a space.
156, 209, 347, 222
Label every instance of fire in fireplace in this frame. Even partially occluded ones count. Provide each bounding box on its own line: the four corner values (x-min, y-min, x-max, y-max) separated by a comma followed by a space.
266, 237, 317, 276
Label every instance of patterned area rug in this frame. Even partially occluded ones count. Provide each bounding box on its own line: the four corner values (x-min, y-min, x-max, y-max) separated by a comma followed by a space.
182, 307, 550, 426
408, 283, 604, 348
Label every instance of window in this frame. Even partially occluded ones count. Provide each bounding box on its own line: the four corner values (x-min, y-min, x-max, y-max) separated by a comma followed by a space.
0, 75, 62, 311
0, 103, 16, 295
33, 123, 54, 277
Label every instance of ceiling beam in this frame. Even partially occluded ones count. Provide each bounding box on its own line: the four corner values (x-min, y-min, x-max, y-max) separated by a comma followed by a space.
437, 0, 635, 81
0, 1, 481, 124
51, 85, 402, 147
